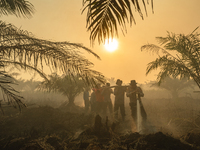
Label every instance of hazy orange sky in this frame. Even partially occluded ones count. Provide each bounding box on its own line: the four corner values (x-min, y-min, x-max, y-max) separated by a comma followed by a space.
2, 0, 200, 84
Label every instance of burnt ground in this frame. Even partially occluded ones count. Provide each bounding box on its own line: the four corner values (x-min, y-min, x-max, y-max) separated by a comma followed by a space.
0, 105, 200, 150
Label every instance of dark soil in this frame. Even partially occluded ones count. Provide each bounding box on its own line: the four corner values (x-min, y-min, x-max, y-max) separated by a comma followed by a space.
0, 106, 200, 150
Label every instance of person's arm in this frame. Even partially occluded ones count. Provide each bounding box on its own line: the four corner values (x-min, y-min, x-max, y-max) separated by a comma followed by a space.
137, 87, 144, 97
114, 87, 118, 95
110, 89, 114, 94
126, 87, 139, 97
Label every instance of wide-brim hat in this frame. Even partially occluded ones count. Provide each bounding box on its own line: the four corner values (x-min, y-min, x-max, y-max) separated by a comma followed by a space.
116, 79, 122, 85
130, 80, 137, 85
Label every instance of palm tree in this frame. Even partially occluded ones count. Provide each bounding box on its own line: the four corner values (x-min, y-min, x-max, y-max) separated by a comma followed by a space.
14, 78, 40, 92
82, 0, 154, 44
38, 73, 91, 106
150, 77, 196, 99
141, 27, 200, 88
106, 77, 116, 86
0, 0, 105, 110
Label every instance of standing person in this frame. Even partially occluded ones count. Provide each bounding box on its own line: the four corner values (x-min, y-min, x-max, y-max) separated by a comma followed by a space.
114, 79, 127, 121
126, 80, 146, 130
83, 88, 90, 113
93, 83, 104, 114
101, 83, 113, 117
90, 88, 96, 113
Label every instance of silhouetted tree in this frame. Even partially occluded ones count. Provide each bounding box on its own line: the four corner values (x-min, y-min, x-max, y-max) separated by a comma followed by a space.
150, 77, 195, 99
15, 78, 40, 92
141, 27, 200, 88
38, 73, 95, 106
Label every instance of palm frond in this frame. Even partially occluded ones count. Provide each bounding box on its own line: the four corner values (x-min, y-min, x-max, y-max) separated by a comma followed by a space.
82, 0, 153, 44
141, 44, 166, 55
0, 70, 26, 111
145, 55, 170, 76
1, 60, 48, 81
0, 0, 34, 18
0, 21, 105, 86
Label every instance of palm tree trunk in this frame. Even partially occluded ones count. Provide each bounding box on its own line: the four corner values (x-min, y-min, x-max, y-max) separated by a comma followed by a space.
171, 91, 179, 100
68, 97, 75, 106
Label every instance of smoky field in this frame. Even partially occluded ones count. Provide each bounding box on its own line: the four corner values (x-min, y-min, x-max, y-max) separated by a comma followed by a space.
0, 94, 200, 150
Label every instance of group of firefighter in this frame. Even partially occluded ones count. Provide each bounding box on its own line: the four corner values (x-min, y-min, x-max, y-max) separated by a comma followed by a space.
83, 79, 147, 130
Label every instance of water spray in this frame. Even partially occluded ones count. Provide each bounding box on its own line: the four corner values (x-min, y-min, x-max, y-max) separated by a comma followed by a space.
137, 94, 142, 133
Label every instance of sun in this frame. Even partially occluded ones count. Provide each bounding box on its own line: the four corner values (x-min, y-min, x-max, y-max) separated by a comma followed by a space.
104, 38, 118, 52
